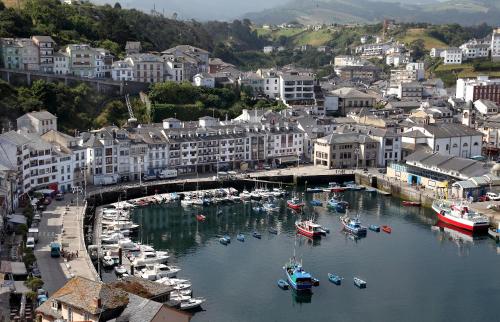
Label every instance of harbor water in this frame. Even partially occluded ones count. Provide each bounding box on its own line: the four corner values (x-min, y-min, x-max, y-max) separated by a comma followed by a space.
118, 190, 500, 322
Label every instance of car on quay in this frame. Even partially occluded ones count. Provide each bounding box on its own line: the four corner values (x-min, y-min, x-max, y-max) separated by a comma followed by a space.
55, 193, 64, 201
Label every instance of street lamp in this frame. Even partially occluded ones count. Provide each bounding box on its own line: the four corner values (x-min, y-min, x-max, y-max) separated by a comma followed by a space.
354, 148, 360, 171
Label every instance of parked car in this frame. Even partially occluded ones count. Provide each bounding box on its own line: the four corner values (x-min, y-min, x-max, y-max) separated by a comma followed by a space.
486, 192, 500, 201
26, 237, 35, 249
55, 193, 64, 201
478, 195, 490, 202
33, 214, 41, 222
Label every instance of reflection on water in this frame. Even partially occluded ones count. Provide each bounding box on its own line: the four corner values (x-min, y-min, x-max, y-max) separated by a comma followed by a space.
125, 190, 500, 322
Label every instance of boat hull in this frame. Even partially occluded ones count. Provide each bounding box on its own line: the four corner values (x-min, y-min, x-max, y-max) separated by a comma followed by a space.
287, 202, 304, 211
286, 274, 312, 292
436, 211, 489, 232
296, 225, 322, 238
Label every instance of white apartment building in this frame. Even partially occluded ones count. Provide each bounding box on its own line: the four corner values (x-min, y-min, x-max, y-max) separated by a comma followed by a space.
164, 59, 184, 82
279, 71, 315, 106
111, 60, 134, 81
258, 69, 280, 99
460, 41, 490, 60
430, 48, 444, 58
333, 55, 366, 67
386, 53, 409, 67
402, 124, 483, 158
492, 27, 500, 62
53, 52, 69, 75
17, 38, 39, 71
456, 76, 500, 103
440, 48, 462, 65
474, 99, 498, 116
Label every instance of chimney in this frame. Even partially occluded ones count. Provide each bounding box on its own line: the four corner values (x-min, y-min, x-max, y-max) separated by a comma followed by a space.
93, 297, 101, 309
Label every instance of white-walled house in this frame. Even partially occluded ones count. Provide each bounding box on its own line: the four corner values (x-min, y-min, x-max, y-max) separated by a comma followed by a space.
17, 111, 57, 135
402, 124, 483, 158
440, 48, 462, 65
193, 73, 215, 88
474, 99, 499, 116
53, 52, 69, 75
111, 60, 134, 81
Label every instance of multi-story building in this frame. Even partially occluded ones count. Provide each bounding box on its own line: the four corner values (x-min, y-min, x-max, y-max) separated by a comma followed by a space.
479, 114, 500, 155
398, 82, 424, 99
111, 60, 134, 81
0, 38, 21, 69
161, 45, 209, 80
430, 48, 444, 58
279, 71, 316, 106
456, 76, 500, 104
460, 40, 490, 60
16, 111, 57, 135
402, 124, 483, 158
334, 65, 379, 82
474, 99, 499, 116
440, 48, 462, 65
333, 55, 367, 67
164, 58, 184, 82
314, 133, 379, 168
17, 38, 39, 71
491, 27, 500, 62
125, 41, 141, 55
53, 52, 69, 75
65, 44, 95, 77
93, 48, 113, 78
31, 36, 55, 73
386, 53, 409, 67
126, 54, 164, 83
331, 87, 376, 115
389, 63, 424, 87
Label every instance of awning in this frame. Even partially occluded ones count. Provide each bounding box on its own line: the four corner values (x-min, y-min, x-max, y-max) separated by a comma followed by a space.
35, 189, 55, 195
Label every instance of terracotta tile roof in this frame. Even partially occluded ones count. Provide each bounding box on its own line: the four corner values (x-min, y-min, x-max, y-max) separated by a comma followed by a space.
36, 276, 129, 317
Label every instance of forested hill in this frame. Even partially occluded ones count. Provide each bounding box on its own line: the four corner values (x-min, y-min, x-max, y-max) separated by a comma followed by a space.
0, 0, 267, 56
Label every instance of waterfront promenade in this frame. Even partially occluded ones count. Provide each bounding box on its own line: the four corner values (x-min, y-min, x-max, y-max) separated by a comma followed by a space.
34, 194, 98, 294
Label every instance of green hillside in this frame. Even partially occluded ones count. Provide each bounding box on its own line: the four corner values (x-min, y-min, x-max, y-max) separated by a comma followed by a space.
398, 28, 448, 50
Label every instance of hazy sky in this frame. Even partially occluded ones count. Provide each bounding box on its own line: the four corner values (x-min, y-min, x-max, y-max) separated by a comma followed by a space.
97, 0, 291, 20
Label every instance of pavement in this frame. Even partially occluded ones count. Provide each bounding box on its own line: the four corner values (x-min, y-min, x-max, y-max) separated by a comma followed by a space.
34, 194, 98, 295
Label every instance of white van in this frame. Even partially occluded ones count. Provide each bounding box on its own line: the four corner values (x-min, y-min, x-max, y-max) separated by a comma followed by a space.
26, 237, 35, 250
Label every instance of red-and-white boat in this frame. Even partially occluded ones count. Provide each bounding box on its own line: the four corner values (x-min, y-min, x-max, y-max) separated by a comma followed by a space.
196, 214, 206, 222
402, 201, 421, 207
432, 200, 489, 232
295, 220, 323, 238
287, 198, 304, 211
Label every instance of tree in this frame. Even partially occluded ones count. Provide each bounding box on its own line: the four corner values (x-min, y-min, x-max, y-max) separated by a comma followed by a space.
25, 277, 44, 291
410, 39, 426, 60
114, 2, 122, 9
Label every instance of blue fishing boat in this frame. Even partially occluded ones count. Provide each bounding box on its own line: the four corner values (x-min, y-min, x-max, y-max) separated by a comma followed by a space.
327, 198, 339, 209
340, 215, 367, 236
310, 200, 322, 206
252, 231, 262, 239
269, 227, 278, 234
328, 273, 342, 285
283, 257, 313, 292
353, 277, 367, 288
277, 279, 289, 290
369, 224, 380, 232
336, 201, 348, 213
236, 233, 245, 242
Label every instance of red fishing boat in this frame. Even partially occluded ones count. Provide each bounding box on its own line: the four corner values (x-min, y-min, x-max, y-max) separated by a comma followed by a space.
196, 214, 206, 222
295, 220, 323, 238
287, 198, 304, 211
432, 200, 489, 232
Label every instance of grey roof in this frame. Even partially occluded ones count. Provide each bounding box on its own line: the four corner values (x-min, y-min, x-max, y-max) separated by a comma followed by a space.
0, 131, 31, 146
25, 110, 57, 120
453, 180, 477, 189
422, 124, 482, 138
331, 87, 375, 99
318, 133, 377, 145
114, 293, 162, 322
32, 35, 55, 43
403, 129, 431, 139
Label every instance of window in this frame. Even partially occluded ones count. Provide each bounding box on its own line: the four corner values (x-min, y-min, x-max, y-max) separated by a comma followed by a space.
446, 144, 449, 151
463, 143, 468, 147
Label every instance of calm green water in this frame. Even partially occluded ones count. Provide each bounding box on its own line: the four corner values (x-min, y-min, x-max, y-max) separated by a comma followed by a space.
128, 191, 500, 322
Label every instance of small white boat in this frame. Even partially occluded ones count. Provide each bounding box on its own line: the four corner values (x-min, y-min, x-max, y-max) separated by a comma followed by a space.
141, 263, 181, 280
179, 297, 206, 310
132, 251, 169, 267
114, 265, 127, 275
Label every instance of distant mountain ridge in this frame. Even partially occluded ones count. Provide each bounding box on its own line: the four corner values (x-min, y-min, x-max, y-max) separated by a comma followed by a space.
243, 0, 500, 25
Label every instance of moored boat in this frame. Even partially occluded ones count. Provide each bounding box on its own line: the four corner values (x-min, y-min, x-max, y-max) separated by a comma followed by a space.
353, 277, 367, 288
381, 225, 392, 233
268, 227, 278, 234
488, 223, 500, 242
287, 198, 304, 211
196, 214, 206, 222
283, 257, 313, 292
114, 265, 127, 275
219, 237, 229, 245
402, 201, 421, 207
432, 200, 489, 232
369, 224, 380, 232
310, 200, 322, 206
236, 233, 245, 242
295, 220, 323, 238
252, 231, 262, 239
306, 187, 323, 193
340, 215, 367, 236
328, 273, 342, 285
277, 279, 289, 290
